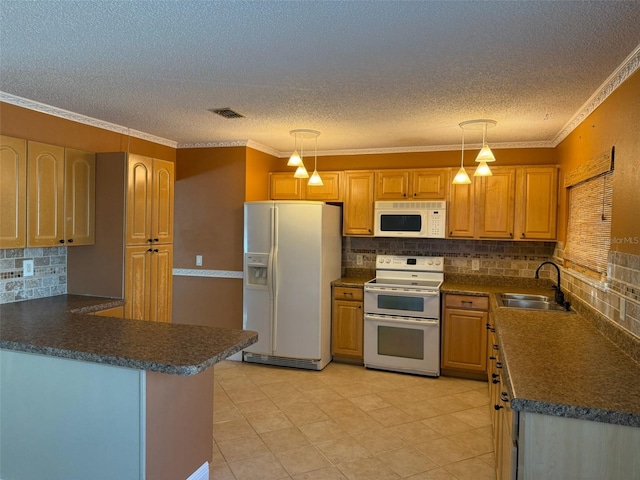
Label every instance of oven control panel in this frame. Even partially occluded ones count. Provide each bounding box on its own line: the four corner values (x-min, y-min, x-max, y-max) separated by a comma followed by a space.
375, 255, 444, 272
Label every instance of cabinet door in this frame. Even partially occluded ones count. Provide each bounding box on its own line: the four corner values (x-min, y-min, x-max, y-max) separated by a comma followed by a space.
304, 171, 342, 201
64, 148, 95, 245
0, 136, 27, 248
149, 244, 173, 323
126, 155, 153, 245
332, 299, 363, 358
269, 173, 302, 200
448, 181, 475, 238
27, 142, 65, 247
375, 170, 409, 200
477, 167, 516, 239
441, 307, 488, 373
124, 245, 152, 321
515, 166, 558, 240
343, 171, 374, 235
152, 159, 174, 244
411, 169, 448, 199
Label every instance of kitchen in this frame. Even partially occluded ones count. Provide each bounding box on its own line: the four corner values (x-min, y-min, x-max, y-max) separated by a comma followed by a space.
1, 2, 640, 479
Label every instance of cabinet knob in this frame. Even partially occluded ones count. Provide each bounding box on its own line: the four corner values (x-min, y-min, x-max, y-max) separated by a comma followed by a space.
147, 238, 153, 243
153, 249, 159, 253
494, 404, 504, 411
154, 238, 159, 242
521, 232, 525, 238
492, 373, 499, 379
59, 239, 65, 244
509, 232, 513, 237
489, 356, 496, 360
500, 392, 509, 402
67, 239, 73, 243
492, 379, 500, 384
496, 362, 502, 369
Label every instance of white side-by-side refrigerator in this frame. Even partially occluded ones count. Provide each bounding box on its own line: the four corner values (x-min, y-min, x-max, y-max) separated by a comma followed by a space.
243, 201, 341, 370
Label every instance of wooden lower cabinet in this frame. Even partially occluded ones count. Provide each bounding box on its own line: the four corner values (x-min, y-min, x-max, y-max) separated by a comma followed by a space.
332, 286, 364, 360
125, 244, 173, 322
91, 306, 125, 317
441, 294, 489, 377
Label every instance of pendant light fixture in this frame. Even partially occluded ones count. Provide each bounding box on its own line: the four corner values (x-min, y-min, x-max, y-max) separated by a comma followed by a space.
455, 119, 497, 182
452, 124, 471, 185
288, 129, 321, 183
287, 132, 302, 167
307, 134, 324, 186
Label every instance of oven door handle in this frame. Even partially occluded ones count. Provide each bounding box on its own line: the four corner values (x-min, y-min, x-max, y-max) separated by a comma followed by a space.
364, 314, 439, 326
364, 287, 439, 295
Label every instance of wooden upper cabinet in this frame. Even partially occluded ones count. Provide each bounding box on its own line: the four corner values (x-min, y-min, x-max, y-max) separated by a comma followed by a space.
304, 171, 342, 201
64, 148, 95, 246
269, 172, 302, 200
0, 136, 27, 248
343, 171, 375, 235
126, 155, 173, 245
126, 155, 153, 245
269, 171, 342, 201
152, 159, 174, 244
476, 167, 516, 239
515, 166, 558, 240
411, 169, 448, 199
27, 142, 65, 247
375, 169, 448, 200
375, 170, 410, 199
448, 181, 475, 238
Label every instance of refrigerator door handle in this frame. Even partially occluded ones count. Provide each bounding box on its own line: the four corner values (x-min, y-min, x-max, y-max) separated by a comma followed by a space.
271, 205, 279, 353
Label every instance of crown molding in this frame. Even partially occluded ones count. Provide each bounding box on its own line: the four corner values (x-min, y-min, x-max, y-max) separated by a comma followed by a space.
0, 91, 178, 148
552, 43, 640, 147
177, 139, 281, 157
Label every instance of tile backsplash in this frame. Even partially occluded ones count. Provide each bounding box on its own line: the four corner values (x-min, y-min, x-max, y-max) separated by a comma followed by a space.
342, 237, 556, 279
0, 247, 67, 304
554, 242, 640, 341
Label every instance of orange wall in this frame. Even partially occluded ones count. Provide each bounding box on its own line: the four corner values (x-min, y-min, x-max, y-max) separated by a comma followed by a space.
172, 146, 247, 329
555, 70, 640, 254
269, 147, 556, 172
0, 102, 176, 161
246, 148, 281, 200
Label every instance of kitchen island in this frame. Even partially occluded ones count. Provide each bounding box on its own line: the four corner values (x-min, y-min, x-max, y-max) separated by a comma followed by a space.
0, 295, 257, 480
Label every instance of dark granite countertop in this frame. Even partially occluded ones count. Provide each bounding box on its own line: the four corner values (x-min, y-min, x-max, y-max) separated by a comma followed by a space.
332, 276, 373, 288
442, 279, 640, 427
0, 295, 258, 376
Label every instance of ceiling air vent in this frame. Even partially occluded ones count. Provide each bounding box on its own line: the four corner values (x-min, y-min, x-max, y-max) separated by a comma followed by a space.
209, 107, 244, 119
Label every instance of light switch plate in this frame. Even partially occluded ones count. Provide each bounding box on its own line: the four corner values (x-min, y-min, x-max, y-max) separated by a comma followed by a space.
195, 255, 203, 267
23, 259, 34, 277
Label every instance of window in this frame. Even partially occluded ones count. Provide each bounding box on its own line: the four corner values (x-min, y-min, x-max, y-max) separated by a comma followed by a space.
565, 171, 612, 277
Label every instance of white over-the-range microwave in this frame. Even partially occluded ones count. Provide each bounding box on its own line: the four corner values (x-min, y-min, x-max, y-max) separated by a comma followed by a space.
373, 200, 446, 238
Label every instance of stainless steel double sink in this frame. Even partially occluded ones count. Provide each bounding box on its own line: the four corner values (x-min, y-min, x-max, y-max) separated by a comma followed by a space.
496, 293, 572, 312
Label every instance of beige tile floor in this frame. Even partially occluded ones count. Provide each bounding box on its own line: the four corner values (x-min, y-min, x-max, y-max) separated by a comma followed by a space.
210, 360, 496, 480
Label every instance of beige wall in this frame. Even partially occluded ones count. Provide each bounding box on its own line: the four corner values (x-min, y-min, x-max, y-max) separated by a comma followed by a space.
555, 70, 640, 254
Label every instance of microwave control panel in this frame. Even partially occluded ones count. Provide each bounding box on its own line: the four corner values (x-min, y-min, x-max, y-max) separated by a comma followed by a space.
427, 209, 446, 238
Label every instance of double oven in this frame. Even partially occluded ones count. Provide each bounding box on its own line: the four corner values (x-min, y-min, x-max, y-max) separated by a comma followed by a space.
363, 255, 443, 377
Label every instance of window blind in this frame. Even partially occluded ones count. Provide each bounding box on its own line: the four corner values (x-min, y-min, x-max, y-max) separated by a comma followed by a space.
565, 172, 612, 276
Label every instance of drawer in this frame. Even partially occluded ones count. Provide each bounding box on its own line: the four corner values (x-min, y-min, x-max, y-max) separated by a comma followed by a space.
334, 286, 364, 301
445, 294, 489, 310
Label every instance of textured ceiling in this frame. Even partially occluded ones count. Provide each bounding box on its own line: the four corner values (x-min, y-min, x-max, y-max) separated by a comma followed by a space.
1, 1, 640, 154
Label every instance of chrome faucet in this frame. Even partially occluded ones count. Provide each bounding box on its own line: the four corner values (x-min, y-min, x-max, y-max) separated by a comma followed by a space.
535, 261, 566, 307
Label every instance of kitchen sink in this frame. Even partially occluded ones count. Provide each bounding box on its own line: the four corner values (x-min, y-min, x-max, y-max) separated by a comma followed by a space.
496, 293, 571, 312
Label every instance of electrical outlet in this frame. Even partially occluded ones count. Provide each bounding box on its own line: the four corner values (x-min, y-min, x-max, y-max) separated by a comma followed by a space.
23, 259, 34, 277
356, 254, 363, 266
195, 255, 203, 267
620, 297, 627, 320
472, 259, 480, 271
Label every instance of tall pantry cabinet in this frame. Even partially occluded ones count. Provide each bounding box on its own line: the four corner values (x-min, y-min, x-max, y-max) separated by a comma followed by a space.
66, 152, 174, 323
124, 155, 174, 322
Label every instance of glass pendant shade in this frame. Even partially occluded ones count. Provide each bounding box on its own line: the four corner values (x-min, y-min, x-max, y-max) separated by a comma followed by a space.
453, 167, 472, 184
308, 170, 324, 186
293, 164, 309, 178
475, 144, 496, 163
287, 150, 302, 167
474, 161, 492, 177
